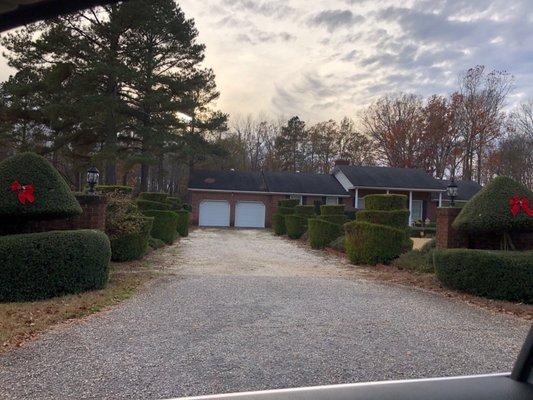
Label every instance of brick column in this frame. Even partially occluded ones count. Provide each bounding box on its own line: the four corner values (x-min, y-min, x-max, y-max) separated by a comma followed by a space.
436, 207, 468, 249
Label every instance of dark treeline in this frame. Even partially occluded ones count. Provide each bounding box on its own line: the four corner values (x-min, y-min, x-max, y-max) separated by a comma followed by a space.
0, 1, 531, 192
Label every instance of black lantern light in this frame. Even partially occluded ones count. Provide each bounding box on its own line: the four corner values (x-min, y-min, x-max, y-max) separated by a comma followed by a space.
87, 166, 100, 194
446, 177, 458, 207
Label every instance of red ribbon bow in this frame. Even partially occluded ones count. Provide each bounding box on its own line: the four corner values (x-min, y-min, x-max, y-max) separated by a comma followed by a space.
509, 195, 533, 217
10, 180, 35, 204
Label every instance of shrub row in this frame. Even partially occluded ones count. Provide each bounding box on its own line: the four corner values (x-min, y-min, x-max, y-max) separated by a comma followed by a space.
277, 206, 295, 215
272, 213, 286, 235
136, 199, 170, 211
319, 214, 347, 225
0, 230, 111, 301
320, 205, 345, 215
176, 210, 190, 237
278, 199, 300, 208
110, 217, 153, 262
285, 215, 308, 239
166, 196, 182, 210
434, 249, 533, 303
344, 221, 407, 265
138, 192, 169, 203
141, 210, 178, 244
294, 205, 315, 216
96, 185, 133, 195
364, 194, 406, 211
408, 226, 437, 238
308, 219, 343, 249
356, 209, 410, 229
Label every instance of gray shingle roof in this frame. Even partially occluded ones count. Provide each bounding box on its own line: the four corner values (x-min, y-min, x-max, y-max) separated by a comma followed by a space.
432, 180, 482, 201
188, 170, 267, 192
263, 171, 349, 196
335, 165, 445, 191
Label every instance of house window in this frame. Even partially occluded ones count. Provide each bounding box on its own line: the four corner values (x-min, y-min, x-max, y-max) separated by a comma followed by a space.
411, 200, 423, 222
290, 194, 303, 205
326, 196, 338, 205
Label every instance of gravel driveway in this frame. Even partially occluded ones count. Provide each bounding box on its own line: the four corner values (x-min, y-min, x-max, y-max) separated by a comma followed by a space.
0, 229, 530, 399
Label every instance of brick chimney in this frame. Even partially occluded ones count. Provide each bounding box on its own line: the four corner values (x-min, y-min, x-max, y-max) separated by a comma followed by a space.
333, 159, 350, 167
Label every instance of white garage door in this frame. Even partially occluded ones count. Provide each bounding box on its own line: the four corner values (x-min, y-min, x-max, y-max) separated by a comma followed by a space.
235, 201, 265, 228
199, 200, 230, 227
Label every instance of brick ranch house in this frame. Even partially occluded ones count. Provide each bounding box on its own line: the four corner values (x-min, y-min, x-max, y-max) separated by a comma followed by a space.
188, 161, 481, 228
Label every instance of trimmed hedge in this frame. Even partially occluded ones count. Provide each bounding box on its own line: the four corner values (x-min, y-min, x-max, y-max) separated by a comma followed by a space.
364, 194, 407, 211
453, 176, 533, 234
357, 209, 410, 229
166, 196, 182, 210
149, 237, 166, 249
278, 199, 300, 208
136, 199, 170, 211
392, 249, 434, 273
278, 206, 295, 215
141, 210, 179, 244
308, 218, 343, 249
408, 226, 437, 238
330, 235, 346, 252
344, 221, 407, 265
319, 214, 348, 225
272, 213, 286, 235
138, 192, 168, 203
294, 205, 315, 216
0, 230, 111, 301
96, 185, 133, 195
344, 210, 357, 221
0, 152, 82, 220
434, 249, 533, 303
320, 205, 345, 215
110, 217, 153, 262
285, 214, 308, 239
182, 203, 192, 212
176, 210, 190, 237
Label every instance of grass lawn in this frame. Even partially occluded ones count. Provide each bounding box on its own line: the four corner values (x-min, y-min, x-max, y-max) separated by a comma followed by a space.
0, 261, 156, 353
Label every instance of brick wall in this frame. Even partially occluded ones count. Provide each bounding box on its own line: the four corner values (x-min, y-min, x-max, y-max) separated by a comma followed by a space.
28, 194, 107, 232
436, 207, 468, 249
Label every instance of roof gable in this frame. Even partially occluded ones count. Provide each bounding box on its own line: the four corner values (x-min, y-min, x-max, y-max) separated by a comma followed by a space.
335, 165, 445, 191
263, 171, 349, 196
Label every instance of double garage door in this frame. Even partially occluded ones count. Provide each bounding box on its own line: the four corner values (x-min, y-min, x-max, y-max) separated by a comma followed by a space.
199, 200, 265, 228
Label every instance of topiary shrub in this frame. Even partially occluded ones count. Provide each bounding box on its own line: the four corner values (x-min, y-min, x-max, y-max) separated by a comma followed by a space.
277, 206, 295, 215
344, 221, 407, 265
110, 217, 153, 262
96, 185, 133, 195
272, 213, 286, 235
320, 205, 345, 215
330, 235, 346, 252
182, 203, 192, 212
285, 214, 308, 239
308, 218, 343, 249
364, 194, 406, 211
356, 209, 410, 229
136, 199, 170, 211
319, 214, 348, 225
141, 210, 179, 244
434, 249, 533, 303
176, 210, 190, 237
294, 205, 315, 216
344, 210, 357, 221
278, 199, 300, 208
166, 196, 182, 210
149, 237, 166, 250
392, 249, 434, 273
0, 152, 82, 222
453, 176, 533, 249
0, 230, 111, 301
138, 192, 169, 203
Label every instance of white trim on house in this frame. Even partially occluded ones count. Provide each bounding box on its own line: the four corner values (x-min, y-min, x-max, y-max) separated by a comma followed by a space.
333, 170, 353, 192
352, 185, 445, 193
188, 188, 351, 197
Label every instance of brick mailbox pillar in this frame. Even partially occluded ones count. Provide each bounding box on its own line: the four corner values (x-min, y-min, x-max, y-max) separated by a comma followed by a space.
436, 207, 468, 249
29, 194, 107, 232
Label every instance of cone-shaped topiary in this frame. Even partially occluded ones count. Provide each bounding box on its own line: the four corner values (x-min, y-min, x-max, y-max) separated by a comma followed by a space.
453, 176, 533, 234
0, 152, 82, 220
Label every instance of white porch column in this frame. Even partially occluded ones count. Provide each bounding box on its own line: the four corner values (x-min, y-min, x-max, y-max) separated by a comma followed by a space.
386, 189, 390, 194
354, 188, 359, 208
408, 191, 413, 226
438, 192, 443, 207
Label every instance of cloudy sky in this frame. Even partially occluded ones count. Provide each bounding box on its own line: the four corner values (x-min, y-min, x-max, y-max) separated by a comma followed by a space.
2, 0, 533, 122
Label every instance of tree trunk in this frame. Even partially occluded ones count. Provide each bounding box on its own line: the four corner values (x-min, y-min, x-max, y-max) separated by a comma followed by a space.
140, 162, 149, 192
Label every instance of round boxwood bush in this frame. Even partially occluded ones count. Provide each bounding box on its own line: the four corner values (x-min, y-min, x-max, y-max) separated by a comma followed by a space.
364, 194, 407, 211
0, 230, 111, 301
0, 152, 82, 221
176, 210, 190, 237
294, 205, 315, 216
356, 209, 410, 229
136, 199, 170, 211
320, 205, 345, 215
278, 199, 300, 208
142, 210, 179, 244
96, 185, 133, 195
434, 249, 533, 303
308, 218, 343, 249
110, 217, 153, 262
272, 213, 286, 235
285, 214, 308, 239
344, 221, 407, 265
453, 176, 533, 234
138, 192, 168, 203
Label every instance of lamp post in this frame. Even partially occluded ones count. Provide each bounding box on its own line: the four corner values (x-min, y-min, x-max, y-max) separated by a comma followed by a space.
447, 177, 458, 207
87, 166, 100, 194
